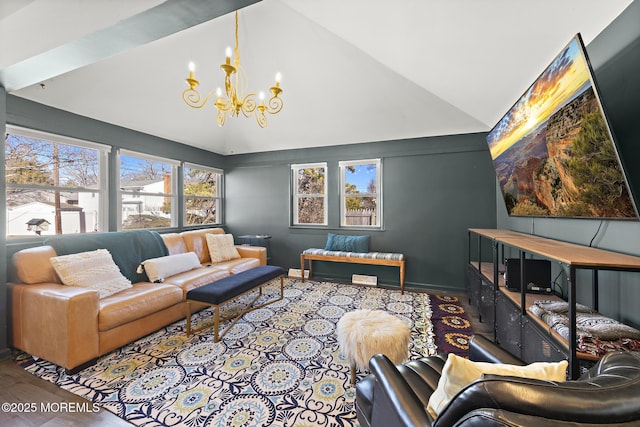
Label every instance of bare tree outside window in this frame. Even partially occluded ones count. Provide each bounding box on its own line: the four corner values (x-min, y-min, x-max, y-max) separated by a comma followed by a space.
5, 130, 106, 238
184, 165, 221, 226
292, 163, 327, 225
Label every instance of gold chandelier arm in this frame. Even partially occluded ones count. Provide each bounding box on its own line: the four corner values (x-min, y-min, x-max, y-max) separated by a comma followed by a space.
215, 95, 232, 112
216, 109, 226, 127
183, 88, 215, 109
240, 94, 257, 117
255, 107, 268, 128
265, 95, 283, 115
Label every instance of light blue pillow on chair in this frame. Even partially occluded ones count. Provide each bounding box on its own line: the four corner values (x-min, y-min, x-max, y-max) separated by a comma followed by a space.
325, 233, 370, 253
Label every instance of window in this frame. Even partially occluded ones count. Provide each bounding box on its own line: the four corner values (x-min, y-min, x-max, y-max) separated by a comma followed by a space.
291, 162, 327, 225
5, 126, 109, 238
340, 158, 382, 227
183, 163, 222, 226
118, 150, 178, 230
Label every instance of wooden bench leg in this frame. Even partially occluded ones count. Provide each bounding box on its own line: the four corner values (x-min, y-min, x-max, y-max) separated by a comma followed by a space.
400, 262, 405, 294
186, 301, 193, 336
214, 305, 220, 343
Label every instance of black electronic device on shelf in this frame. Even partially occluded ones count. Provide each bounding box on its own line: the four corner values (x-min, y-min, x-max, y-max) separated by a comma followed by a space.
504, 258, 552, 294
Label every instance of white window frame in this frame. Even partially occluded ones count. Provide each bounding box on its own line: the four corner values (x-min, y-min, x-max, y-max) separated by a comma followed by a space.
182, 162, 223, 226
339, 158, 382, 228
5, 125, 110, 238
117, 149, 179, 230
291, 162, 328, 226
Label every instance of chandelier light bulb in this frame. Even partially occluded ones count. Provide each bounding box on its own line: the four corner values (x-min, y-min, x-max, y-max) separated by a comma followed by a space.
188, 62, 195, 72
259, 91, 265, 100
216, 87, 222, 97
225, 46, 232, 65
275, 72, 282, 84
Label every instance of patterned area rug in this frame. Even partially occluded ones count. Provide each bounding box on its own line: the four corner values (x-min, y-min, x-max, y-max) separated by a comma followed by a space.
430, 294, 473, 357
17, 279, 472, 427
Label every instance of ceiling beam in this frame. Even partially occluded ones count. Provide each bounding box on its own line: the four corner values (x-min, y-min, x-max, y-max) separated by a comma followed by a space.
0, 0, 260, 92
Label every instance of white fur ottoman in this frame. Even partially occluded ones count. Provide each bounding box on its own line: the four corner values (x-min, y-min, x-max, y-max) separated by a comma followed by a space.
336, 309, 410, 384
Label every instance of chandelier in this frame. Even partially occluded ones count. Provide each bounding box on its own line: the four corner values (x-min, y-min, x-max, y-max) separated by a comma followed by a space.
182, 11, 283, 128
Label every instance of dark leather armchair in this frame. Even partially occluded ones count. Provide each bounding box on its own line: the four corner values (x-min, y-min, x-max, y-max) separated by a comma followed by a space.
356, 335, 640, 427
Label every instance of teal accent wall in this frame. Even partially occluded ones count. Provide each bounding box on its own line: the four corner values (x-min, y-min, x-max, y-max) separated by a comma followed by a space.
497, 1, 640, 329
224, 134, 497, 291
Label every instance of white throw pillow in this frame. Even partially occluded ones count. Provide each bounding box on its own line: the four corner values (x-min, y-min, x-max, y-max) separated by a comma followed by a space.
206, 233, 241, 263
50, 249, 132, 298
427, 353, 568, 419
138, 252, 201, 282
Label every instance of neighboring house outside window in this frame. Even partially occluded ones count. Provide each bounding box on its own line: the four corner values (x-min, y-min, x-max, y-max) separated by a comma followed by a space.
291, 162, 327, 226
183, 163, 223, 226
118, 150, 178, 230
5, 126, 109, 238
339, 158, 382, 227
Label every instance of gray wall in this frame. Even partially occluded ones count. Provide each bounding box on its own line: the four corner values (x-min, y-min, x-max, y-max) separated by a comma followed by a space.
498, 1, 640, 329
224, 134, 496, 291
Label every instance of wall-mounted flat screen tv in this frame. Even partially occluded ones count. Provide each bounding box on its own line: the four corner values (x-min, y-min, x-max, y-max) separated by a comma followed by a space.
486, 34, 638, 219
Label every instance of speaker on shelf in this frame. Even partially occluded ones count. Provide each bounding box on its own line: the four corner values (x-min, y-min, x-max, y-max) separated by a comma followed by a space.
504, 258, 552, 294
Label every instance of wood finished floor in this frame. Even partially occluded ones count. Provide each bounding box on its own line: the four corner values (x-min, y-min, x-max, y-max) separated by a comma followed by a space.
0, 290, 487, 426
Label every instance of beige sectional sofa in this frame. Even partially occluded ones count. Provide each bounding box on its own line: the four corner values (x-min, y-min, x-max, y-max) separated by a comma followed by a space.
8, 228, 266, 372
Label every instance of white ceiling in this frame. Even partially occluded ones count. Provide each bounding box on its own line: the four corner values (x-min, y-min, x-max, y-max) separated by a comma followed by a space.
0, 0, 633, 155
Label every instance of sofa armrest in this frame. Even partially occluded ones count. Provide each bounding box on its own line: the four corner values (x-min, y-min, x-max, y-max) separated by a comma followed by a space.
236, 245, 267, 265
8, 282, 100, 371
369, 354, 432, 427
468, 335, 524, 365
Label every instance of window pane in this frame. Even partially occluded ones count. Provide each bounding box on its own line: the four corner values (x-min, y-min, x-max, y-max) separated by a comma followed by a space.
121, 195, 172, 229
7, 189, 101, 237
292, 163, 327, 226
297, 167, 325, 195
184, 166, 218, 197
297, 197, 325, 224
344, 162, 377, 194
185, 197, 218, 225
345, 197, 377, 226
120, 155, 172, 193
6, 134, 99, 188
341, 159, 381, 227
119, 153, 174, 230
6, 130, 106, 238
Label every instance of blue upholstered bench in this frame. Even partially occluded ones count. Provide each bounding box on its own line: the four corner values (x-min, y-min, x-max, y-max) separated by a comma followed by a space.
186, 265, 286, 341
300, 248, 406, 294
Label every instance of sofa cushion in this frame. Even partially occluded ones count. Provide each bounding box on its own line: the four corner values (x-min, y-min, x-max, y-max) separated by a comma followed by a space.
161, 232, 189, 255
208, 257, 261, 275
206, 233, 241, 263
427, 353, 568, 418
12, 245, 60, 284
46, 230, 169, 283
98, 282, 183, 331
138, 252, 201, 283
50, 249, 133, 298
162, 268, 230, 298
181, 228, 225, 263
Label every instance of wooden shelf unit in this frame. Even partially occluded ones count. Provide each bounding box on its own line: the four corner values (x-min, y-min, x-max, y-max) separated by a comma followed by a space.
468, 228, 640, 378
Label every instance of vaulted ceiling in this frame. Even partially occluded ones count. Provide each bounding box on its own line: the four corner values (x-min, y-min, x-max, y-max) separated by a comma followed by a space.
1, 0, 633, 155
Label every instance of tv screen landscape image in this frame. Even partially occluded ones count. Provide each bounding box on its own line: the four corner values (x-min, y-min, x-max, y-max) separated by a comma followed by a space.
486, 34, 638, 219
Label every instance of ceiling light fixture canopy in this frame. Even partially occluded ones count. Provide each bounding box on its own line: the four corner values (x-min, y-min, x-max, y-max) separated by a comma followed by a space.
182, 10, 283, 128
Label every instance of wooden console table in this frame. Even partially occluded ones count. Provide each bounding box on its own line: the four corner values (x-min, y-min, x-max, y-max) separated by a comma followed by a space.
468, 228, 640, 379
